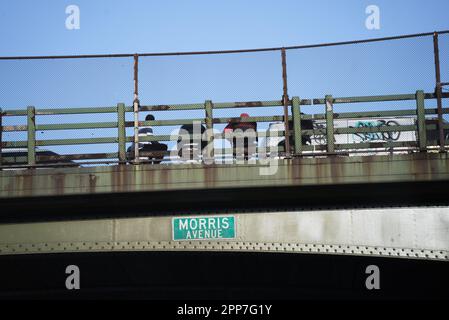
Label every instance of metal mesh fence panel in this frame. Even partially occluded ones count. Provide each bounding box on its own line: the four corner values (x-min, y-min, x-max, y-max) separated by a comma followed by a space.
0, 57, 133, 160
138, 51, 283, 157
287, 35, 436, 154
0, 32, 447, 166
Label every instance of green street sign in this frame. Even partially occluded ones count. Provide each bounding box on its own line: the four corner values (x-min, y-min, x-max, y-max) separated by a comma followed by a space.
172, 216, 236, 241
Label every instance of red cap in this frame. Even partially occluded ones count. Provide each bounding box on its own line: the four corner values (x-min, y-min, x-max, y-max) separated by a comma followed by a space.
240, 113, 250, 118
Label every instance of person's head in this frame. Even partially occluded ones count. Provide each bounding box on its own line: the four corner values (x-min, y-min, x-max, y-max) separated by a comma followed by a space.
145, 114, 155, 121
240, 113, 250, 118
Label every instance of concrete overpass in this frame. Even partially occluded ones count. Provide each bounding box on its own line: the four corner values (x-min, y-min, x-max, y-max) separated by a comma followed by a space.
1, 91, 449, 298
1, 153, 448, 260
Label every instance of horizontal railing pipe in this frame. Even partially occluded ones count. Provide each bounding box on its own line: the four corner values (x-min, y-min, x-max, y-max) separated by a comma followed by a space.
2, 91, 448, 117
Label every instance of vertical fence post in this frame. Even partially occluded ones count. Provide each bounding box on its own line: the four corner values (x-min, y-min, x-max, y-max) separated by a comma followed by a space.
133, 54, 140, 163
325, 95, 335, 154
0, 108, 2, 167
433, 32, 445, 152
291, 97, 302, 155
416, 90, 427, 152
205, 100, 214, 162
27, 106, 36, 166
117, 103, 126, 162
281, 48, 291, 157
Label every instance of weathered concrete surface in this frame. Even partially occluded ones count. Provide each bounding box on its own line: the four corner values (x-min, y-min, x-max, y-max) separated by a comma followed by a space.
0, 153, 448, 199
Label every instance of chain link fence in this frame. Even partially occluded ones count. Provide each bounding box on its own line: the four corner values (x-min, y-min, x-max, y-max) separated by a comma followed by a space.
0, 31, 448, 166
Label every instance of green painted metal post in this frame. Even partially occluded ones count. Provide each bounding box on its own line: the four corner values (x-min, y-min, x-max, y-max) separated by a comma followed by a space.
133, 54, 140, 163
281, 48, 291, 157
205, 100, 214, 161
291, 96, 302, 155
325, 95, 335, 153
0, 108, 2, 167
27, 106, 36, 165
117, 103, 126, 162
416, 90, 427, 152
433, 32, 445, 152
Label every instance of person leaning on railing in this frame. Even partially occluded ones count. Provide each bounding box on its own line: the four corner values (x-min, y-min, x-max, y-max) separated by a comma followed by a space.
223, 113, 258, 160
127, 114, 168, 164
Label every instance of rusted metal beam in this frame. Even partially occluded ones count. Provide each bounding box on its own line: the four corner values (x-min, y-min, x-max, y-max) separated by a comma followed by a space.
134, 54, 139, 101
139, 101, 284, 111
5, 108, 448, 133
281, 48, 291, 157
133, 54, 140, 163
214, 100, 284, 109
205, 100, 214, 162
4, 108, 448, 133
1, 92, 448, 117
325, 95, 335, 153
291, 97, 302, 155
36, 137, 118, 146
312, 92, 449, 105
27, 106, 36, 166
36, 152, 118, 162
117, 103, 127, 162
416, 90, 427, 152
1, 152, 118, 163
433, 32, 446, 152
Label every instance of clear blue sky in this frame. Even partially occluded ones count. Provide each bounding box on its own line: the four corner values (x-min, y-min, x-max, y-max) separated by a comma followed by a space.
1, 0, 449, 55
0, 0, 448, 155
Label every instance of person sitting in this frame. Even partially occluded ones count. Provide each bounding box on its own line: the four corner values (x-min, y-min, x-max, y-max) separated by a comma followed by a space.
127, 114, 168, 164
177, 123, 208, 160
223, 113, 258, 160
277, 115, 313, 154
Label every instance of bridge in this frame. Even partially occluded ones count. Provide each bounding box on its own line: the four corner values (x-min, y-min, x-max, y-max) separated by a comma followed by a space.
1, 32, 449, 299
0, 91, 448, 298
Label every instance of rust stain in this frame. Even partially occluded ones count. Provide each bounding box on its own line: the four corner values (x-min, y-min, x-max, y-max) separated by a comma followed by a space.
53, 173, 65, 196
111, 164, 121, 193
22, 172, 33, 197
291, 157, 303, 182
147, 105, 170, 111
88, 174, 97, 194
233, 101, 264, 107
160, 165, 170, 189
411, 156, 430, 179
1, 154, 448, 199
361, 156, 373, 179
203, 165, 218, 189
329, 160, 343, 184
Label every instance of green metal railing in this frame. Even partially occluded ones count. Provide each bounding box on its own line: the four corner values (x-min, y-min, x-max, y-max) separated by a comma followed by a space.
0, 90, 448, 168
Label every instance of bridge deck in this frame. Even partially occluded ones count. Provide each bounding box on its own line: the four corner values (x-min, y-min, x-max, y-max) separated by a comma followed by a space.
1, 153, 448, 199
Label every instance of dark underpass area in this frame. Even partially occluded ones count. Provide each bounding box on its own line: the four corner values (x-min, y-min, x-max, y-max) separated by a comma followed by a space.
0, 179, 449, 223
0, 251, 448, 300
1, 168, 448, 301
